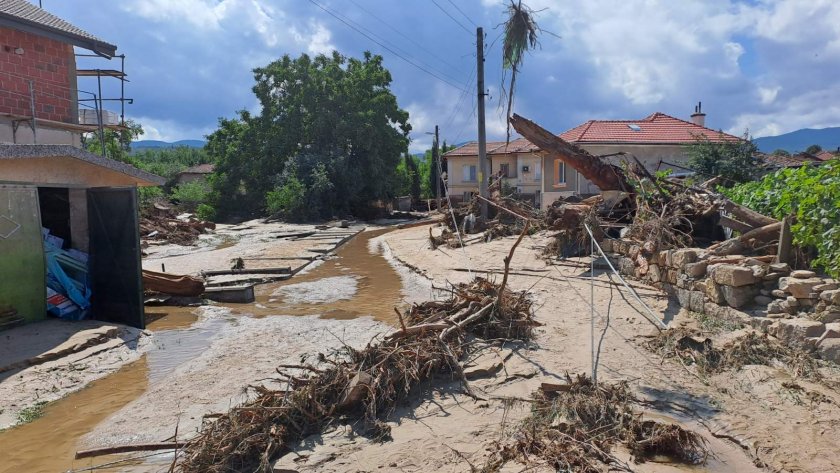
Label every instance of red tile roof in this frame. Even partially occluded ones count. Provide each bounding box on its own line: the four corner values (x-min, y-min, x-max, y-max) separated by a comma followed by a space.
815, 150, 838, 161
559, 113, 742, 144
443, 112, 742, 158
760, 152, 823, 168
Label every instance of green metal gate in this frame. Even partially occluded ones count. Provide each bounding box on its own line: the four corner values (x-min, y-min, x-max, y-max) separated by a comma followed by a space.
0, 184, 46, 324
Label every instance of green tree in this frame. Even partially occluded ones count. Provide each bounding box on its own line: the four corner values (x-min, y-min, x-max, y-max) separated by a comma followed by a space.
685, 132, 760, 185
208, 51, 411, 218
805, 144, 823, 155
82, 119, 144, 161
772, 149, 791, 157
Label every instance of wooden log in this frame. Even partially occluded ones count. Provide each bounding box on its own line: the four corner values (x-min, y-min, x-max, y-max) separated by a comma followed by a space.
142, 270, 205, 297
509, 113, 631, 192
737, 221, 783, 243
722, 200, 778, 228
75, 442, 186, 459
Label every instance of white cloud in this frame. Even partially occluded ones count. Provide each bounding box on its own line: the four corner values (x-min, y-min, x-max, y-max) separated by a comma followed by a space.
729, 85, 840, 138
757, 85, 781, 105
132, 116, 213, 142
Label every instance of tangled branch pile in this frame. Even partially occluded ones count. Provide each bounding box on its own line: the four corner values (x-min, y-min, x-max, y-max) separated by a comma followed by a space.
177, 278, 535, 472
140, 204, 216, 246
483, 374, 707, 472
649, 328, 822, 380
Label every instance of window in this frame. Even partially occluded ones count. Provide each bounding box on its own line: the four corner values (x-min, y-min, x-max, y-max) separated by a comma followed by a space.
462, 165, 477, 182
553, 159, 566, 187
499, 163, 510, 177
534, 162, 542, 181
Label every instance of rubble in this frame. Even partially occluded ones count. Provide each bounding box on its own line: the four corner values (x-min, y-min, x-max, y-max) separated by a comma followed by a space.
140, 204, 215, 247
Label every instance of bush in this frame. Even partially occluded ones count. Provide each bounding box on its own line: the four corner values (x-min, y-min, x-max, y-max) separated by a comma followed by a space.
138, 186, 164, 208
722, 161, 840, 277
266, 176, 307, 220
196, 203, 217, 221
171, 180, 211, 212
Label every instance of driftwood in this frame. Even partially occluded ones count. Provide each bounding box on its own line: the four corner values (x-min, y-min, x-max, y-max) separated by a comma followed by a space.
74, 442, 186, 459
509, 113, 631, 192
202, 267, 291, 276
718, 214, 754, 234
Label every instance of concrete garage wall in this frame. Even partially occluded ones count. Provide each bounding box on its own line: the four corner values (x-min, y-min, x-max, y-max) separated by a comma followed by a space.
0, 156, 144, 187
0, 185, 46, 323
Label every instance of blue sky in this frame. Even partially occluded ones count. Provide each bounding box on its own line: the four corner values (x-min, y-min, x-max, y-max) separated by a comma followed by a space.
43, 0, 840, 152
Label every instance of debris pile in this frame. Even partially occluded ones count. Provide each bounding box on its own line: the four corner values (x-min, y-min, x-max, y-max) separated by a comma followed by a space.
177, 277, 535, 472
649, 328, 822, 380
140, 204, 215, 246
483, 374, 707, 472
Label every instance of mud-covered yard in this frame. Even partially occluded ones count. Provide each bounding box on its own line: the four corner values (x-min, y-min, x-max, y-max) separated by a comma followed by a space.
1, 220, 838, 472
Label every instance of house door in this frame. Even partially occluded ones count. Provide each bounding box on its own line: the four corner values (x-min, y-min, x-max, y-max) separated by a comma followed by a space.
0, 184, 46, 325
87, 187, 144, 328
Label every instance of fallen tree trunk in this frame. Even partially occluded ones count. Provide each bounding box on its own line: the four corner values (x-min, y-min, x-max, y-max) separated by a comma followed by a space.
75, 442, 185, 459
509, 113, 631, 192
722, 200, 779, 228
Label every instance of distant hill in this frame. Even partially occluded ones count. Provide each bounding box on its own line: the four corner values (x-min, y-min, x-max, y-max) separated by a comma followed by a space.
754, 127, 840, 153
133, 139, 206, 150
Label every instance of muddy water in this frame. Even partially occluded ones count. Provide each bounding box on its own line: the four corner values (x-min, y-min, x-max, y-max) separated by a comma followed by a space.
0, 229, 404, 472
0, 358, 150, 473
230, 228, 404, 324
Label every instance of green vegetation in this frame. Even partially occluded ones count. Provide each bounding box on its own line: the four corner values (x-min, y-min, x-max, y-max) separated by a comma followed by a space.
207, 51, 411, 220
806, 144, 823, 155
128, 146, 210, 183
82, 119, 144, 161
722, 160, 840, 277
170, 180, 212, 212
16, 401, 47, 424
685, 132, 759, 185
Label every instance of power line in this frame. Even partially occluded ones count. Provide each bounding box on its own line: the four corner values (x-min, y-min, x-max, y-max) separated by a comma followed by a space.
346, 0, 469, 76
445, 0, 479, 28
429, 0, 473, 35
307, 0, 467, 91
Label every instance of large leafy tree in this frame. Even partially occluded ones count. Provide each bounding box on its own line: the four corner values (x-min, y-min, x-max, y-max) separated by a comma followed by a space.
685, 132, 760, 185
208, 51, 411, 218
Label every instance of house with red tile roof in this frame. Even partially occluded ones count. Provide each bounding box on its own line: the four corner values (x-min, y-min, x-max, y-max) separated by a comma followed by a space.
444, 106, 742, 209
759, 152, 823, 169
815, 150, 838, 162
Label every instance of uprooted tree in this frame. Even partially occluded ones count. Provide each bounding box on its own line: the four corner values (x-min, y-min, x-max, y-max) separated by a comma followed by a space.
509, 113, 631, 191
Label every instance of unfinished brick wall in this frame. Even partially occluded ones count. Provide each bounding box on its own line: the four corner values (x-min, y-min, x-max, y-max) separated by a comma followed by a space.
0, 27, 76, 123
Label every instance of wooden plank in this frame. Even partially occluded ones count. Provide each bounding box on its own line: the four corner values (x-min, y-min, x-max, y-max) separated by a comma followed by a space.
202, 267, 291, 276
718, 214, 755, 234
722, 200, 778, 227
777, 216, 793, 264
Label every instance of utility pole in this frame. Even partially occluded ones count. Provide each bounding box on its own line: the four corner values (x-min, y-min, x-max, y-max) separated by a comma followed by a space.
433, 124, 441, 211
476, 27, 488, 219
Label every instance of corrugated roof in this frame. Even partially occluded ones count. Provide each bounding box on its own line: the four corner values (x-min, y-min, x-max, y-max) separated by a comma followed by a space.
0, 144, 164, 185
559, 113, 742, 144
0, 0, 117, 57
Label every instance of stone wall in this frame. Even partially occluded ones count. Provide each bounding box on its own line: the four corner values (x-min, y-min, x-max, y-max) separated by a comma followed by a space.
599, 238, 840, 363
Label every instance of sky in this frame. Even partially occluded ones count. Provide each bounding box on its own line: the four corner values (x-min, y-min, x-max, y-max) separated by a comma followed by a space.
42, 0, 840, 153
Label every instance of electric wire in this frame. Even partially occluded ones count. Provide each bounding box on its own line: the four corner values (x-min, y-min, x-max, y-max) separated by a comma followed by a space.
429, 0, 473, 35
346, 0, 469, 76
307, 0, 467, 91
445, 0, 479, 28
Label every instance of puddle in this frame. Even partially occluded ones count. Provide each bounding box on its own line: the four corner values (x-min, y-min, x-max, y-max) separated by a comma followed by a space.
230, 228, 404, 323
146, 316, 231, 383
0, 358, 149, 473
145, 306, 199, 331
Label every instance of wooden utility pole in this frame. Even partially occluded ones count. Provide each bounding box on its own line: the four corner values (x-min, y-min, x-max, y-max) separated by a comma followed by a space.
476, 27, 488, 218
433, 124, 441, 211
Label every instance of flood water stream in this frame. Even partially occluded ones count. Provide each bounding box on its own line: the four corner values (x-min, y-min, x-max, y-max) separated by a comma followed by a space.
0, 229, 404, 472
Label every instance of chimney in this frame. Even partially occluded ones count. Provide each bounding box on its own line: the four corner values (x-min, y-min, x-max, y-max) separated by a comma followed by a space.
690, 101, 706, 127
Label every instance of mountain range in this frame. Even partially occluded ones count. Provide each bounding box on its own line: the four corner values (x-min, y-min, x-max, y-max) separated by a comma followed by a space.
131, 129, 840, 155
753, 127, 840, 154
133, 139, 206, 149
